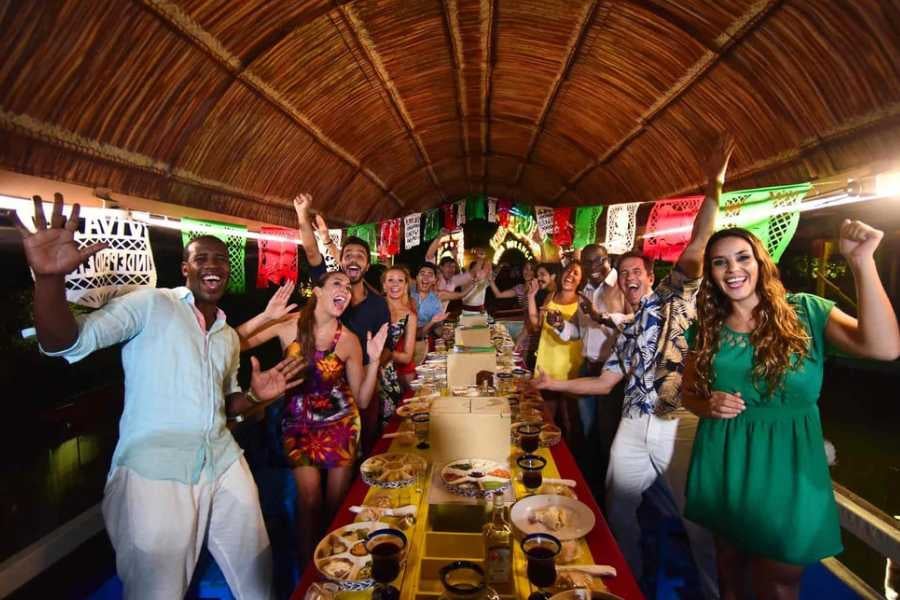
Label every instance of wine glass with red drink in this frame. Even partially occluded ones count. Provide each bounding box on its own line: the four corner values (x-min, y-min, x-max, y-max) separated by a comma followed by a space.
516, 454, 547, 495
365, 528, 407, 600
521, 533, 561, 600
516, 423, 541, 453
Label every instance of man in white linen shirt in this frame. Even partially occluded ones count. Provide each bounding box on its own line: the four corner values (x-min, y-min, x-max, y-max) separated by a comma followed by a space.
10, 194, 305, 600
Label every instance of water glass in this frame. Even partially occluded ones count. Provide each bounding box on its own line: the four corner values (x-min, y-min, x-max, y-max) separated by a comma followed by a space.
521, 533, 561, 599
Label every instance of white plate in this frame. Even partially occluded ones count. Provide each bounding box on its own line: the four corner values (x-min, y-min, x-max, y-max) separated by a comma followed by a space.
313, 521, 390, 589
509, 494, 595, 541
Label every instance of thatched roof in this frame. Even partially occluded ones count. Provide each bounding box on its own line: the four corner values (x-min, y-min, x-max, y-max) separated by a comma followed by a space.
1, 1, 899, 227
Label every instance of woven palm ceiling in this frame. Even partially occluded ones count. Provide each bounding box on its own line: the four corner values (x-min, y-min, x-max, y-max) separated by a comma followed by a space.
1, 1, 899, 227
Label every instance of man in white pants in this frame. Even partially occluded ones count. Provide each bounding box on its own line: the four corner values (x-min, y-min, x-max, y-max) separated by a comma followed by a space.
535, 137, 736, 599
10, 194, 305, 600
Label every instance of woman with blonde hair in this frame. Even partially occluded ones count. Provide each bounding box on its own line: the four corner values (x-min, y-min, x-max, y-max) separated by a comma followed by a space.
379, 266, 418, 421
683, 222, 900, 599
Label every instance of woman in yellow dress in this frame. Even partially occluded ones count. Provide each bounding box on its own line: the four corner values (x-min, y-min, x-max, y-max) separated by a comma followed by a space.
529, 261, 584, 443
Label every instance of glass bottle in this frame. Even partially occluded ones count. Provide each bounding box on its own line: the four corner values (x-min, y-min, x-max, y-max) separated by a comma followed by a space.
481, 491, 512, 585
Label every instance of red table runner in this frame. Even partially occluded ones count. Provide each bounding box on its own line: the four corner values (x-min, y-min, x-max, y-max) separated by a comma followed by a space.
291, 419, 644, 599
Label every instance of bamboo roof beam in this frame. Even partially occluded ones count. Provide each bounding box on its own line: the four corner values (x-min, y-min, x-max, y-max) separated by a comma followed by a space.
512, 0, 604, 195
137, 0, 404, 209
551, 0, 783, 202
0, 108, 326, 224
480, 0, 497, 195
331, 4, 446, 203
441, 0, 473, 194
665, 101, 900, 197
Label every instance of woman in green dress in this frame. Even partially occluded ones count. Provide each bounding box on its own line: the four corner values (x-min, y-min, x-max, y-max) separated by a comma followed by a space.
682, 221, 899, 599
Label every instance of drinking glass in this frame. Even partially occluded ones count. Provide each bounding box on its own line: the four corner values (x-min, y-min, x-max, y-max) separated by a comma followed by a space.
365, 528, 408, 600
521, 533, 561, 600
516, 423, 541, 454
412, 412, 430, 449
516, 454, 547, 495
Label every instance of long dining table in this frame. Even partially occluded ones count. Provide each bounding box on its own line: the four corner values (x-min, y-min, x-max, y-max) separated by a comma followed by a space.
291, 413, 644, 600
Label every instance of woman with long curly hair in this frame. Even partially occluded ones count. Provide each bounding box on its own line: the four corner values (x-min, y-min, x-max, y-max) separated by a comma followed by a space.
682, 222, 900, 599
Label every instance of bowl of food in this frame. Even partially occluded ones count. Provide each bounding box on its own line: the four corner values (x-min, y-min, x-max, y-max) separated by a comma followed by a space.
360, 452, 427, 488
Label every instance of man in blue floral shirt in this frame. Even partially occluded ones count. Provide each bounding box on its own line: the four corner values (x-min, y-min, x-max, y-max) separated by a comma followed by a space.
535, 137, 735, 598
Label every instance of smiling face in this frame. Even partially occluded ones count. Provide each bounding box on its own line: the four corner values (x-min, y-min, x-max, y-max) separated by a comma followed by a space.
536, 266, 553, 289
315, 272, 352, 318
416, 265, 436, 292
340, 242, 369, 284
439, 259, 457, 281
522, 262, 535, 282
617, 256, 654, 307
383, 268, 409, 300
708, 235, 760, 305
559, 263, 583, 292
581, 247, 611, 285
182, 237, 230, 304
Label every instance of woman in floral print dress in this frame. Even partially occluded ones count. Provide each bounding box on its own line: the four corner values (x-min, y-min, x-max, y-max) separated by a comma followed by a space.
239, 271, 387, 565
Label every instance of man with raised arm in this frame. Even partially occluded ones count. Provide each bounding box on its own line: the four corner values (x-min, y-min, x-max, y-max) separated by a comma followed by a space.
9, 194, 305, 600
534, 138, 736, 599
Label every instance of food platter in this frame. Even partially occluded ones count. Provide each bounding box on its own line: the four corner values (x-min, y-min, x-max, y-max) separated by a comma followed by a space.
360, 452, 427, 488
313, 521, 388, 590
440, 458, 511, 497
509, 494, 595, 541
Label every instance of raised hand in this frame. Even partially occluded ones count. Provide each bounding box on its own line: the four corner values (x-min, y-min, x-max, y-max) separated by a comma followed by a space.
292, 194, 313, 223
526, 279, 540, 297
367, 323, 389, 364
703, 134, 736, 189
839, 219, 883, 265
314, 213, 330, 237
705, 391, 745, 419
250, 355, 306, 402
9, 193, 107, 276
263, 281, 298, 321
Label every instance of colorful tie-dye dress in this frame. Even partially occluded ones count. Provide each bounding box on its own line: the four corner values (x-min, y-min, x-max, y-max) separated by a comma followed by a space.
282, 324, 360, 468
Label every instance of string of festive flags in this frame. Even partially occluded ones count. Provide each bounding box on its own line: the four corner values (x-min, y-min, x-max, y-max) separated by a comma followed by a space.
3, 179, 815, 301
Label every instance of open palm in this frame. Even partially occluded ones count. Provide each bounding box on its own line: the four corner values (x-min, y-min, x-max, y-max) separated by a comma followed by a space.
263, 281, 298, 321
250, 356, 305, 402
11, 194, 107, 276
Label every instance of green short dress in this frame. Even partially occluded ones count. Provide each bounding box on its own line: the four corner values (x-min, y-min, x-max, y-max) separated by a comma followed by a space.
685, 293, 843, 565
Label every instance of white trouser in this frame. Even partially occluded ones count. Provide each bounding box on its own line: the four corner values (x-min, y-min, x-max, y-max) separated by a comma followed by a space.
605, 411, 719, 600
102, 456, 273, 600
